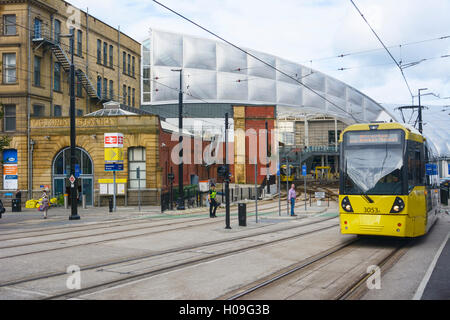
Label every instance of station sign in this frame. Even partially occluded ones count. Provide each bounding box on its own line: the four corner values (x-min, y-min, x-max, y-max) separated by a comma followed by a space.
105, 148, 124, 162
105, 163, 124, 171
426, 164, 438, 176
104, 133, 124, 148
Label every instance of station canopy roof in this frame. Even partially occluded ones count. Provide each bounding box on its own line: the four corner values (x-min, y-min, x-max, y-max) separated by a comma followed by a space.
381, 103, 450, 159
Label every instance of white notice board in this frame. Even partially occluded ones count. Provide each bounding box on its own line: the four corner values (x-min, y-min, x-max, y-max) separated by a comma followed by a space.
100, 184, 126, 195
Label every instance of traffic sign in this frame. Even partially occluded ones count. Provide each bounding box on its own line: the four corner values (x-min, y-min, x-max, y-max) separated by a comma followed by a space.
105, 163, 124, 171
69, 175, 76, 184
75, 164, 81, 178
302, 165, 307, 176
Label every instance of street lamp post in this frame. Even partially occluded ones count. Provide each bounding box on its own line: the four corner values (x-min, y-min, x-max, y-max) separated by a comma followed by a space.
61, 30, 80, 220
172, 69, 185, 210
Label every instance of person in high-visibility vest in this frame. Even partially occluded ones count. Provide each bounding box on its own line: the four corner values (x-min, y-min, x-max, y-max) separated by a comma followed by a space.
208, 183, 220, 218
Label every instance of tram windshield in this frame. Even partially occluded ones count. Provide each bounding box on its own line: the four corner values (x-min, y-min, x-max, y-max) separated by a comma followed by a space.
342, 130, 404, 195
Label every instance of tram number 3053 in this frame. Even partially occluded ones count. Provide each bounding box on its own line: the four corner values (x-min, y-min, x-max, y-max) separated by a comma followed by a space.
364, 207, 380, 214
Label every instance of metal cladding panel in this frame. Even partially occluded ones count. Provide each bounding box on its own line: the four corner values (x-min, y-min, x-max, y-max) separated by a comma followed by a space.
303, 89, 326, 112
365, 99, 382, 120
326, 94, 347, 116
327, 77, 346, 99
247, 50, 276, 80
183, 37, 217, 70
276, 58, 303, 85
248, 78, 276, 103
217, 72, 248, 101
303, 71, 326, 92
277, 82, 302, 106
146, 30, 391, 128
153, 31, 183, 67
152, 66, 180, 102
184, 69, 217, 100
217, 42, 247, 74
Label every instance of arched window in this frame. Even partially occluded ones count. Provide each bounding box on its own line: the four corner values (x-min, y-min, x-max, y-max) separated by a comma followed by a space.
52, 147, 94, 205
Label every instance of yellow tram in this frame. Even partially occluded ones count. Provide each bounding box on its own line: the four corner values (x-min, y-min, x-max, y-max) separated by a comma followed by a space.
339, 123, 440, 237
280, 165, 294, 182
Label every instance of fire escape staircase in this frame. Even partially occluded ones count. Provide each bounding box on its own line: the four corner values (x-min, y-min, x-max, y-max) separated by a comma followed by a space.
32, 34, 105, 103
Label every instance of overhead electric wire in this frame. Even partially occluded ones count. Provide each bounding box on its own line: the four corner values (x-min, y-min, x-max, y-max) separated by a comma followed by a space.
349, 0, 414, 101
301, 34, 450, 64
152, 0, 358, 122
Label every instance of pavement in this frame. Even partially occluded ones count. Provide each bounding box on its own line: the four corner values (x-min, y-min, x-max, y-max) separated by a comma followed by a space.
0, 196, 334, 230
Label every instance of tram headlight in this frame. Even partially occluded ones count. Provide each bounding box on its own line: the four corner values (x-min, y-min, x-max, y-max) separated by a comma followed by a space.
390, 197, 405, 213
341, 196, 353, 213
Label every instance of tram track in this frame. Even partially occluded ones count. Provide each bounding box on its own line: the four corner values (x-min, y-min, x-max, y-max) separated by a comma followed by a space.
0, 217, 340, 299
223, 237, 410, 300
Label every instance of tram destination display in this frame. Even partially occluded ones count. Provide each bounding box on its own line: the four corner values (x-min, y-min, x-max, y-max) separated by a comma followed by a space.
346, 130, 401, 145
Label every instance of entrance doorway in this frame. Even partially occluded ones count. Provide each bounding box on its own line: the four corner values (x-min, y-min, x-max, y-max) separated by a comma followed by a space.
52, 147, 94, 206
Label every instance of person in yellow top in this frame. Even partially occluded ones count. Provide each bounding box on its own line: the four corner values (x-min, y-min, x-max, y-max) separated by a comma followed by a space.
208, 183, 220, 218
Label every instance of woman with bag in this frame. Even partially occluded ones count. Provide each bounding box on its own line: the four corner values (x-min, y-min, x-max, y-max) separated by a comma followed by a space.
41, 190, 49, 219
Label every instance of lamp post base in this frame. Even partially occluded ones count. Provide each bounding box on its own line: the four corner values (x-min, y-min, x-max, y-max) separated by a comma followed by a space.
69, 215, 80, 220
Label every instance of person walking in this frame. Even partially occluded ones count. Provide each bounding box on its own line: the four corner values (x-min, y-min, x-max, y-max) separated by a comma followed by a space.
289, 184, 297, 217
41, 190, 50, 219
208, 183, 219, 218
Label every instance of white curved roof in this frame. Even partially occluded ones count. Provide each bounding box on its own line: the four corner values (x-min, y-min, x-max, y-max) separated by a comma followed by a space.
142, 29, 395, 125
381, 104, 450, 158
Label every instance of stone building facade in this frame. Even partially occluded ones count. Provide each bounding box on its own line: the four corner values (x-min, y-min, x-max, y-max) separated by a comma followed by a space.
0, 0, 141, 197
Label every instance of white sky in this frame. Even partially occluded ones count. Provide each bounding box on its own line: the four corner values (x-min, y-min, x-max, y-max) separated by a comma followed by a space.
68, 0, 450, 108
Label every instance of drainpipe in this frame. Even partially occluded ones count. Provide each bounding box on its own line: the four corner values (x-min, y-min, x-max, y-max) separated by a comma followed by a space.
27, 5, 32, 199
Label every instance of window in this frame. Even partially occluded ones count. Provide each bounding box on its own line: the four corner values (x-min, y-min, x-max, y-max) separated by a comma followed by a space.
34, 56, 41, 86
97, 39, 102, 64
3, 15, 16, 35
103, 42, 108, 66
129, 147, 146, 189
109, 45, 113, 68
103, 78, 107, 99
34, 18, 42, 39
97, 76, 102, 96
127, 54, 131, 75
328, 130, 342, 146
3, 53, 16, 84
54, 62, 61, 91
123, 84, 127, 104
123, 51, 126, 73
76, 78, 83, 97
54, 105, 62, 117
77, 30, 82, 56
54, 19, 61, 43
4, 105, 16, 132
132, 56, 135, 77
132, 88, 135, 107
128, 86, 131, 106
109, 80, 114, 99
32, 104, 44, 117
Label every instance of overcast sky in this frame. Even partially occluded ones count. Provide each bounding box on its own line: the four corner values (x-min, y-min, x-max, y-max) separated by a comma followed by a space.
69, 0, 450, 107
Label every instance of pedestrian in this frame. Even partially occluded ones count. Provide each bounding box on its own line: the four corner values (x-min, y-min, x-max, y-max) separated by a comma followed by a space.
41, 190, 49, 219
289, 184, 297, 217
208, 183, 219, 218
15, 189, 21, 200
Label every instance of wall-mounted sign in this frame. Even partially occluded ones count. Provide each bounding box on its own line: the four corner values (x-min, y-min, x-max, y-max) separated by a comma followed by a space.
104, 133, 124, 148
